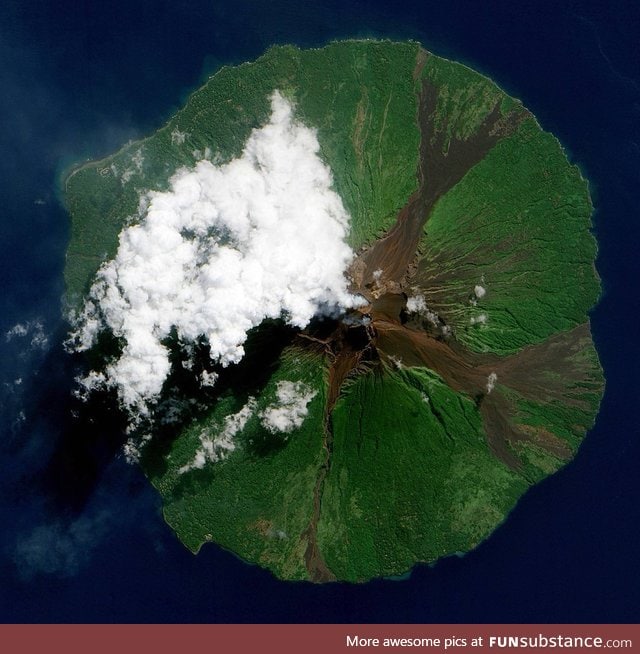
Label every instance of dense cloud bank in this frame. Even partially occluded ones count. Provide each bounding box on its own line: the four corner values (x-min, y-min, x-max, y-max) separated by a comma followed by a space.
69, 91, 360, 420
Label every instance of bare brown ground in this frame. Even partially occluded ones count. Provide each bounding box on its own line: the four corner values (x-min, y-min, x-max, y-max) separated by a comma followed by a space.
375, 321, 595, 467
298, 323, 373, 582
301, 479, 336, 582
351, 53, 527, 296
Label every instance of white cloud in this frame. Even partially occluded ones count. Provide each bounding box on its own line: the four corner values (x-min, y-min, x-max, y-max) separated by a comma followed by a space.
199, 370, 219, 387
474, 284, 486, 299
388, 354, 404, 370
73, 370, 107, 402
406, 295, 441, 328
406, 295, 427, 314
6, 323, 29, 340
69, 91, 362, 421
171, 128, 188, 145
179, 398, 257, 473
30, 331, 49, 350
259, 380, 317, 434
119, 149, 145, 185
470, 312, 488, 325
132, 149, 144, 172
122, 431, 155, 464
5, 319, 49, 351
486, 372, 497, 394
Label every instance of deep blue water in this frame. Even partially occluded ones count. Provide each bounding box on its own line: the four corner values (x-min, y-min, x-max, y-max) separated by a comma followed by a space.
1, 0, 638, 623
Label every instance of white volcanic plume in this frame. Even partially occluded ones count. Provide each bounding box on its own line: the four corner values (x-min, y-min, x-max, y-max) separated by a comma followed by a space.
69, 91, 361, 418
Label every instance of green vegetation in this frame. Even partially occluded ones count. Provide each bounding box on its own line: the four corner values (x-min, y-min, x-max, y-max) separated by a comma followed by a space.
422, 55, 508, 150
150, 349, 326, 580
64, 40, 603, 582
318, 367, 528, 581
64, 40, 421, 305
417, 117, 599, 356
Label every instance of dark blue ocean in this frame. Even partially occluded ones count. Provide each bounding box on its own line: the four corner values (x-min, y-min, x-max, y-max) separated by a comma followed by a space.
1, 0, 638, 623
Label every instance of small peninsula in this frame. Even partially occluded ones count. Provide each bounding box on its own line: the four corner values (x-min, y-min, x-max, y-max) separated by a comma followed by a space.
64, 40, 603, 582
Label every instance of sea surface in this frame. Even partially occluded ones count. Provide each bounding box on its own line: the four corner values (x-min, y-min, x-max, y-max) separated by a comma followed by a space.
0, 0, 638, 622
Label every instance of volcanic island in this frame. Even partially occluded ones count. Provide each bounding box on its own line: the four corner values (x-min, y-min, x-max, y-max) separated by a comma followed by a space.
64, 40, 603, 582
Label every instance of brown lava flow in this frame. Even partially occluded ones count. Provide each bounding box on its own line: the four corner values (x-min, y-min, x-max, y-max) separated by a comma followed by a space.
296, 50, 597, 581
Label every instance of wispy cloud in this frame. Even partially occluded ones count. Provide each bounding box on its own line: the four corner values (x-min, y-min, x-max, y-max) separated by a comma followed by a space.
14, 511, 110, 580
5, 319, 49, 351
179, 398, 257, 473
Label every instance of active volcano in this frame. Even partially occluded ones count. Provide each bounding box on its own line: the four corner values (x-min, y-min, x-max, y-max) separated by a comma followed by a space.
64, 40, 603, 582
